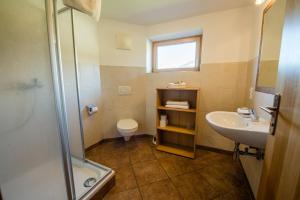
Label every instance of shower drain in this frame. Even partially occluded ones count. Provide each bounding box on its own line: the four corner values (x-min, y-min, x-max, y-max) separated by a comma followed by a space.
83, 177, 97, 187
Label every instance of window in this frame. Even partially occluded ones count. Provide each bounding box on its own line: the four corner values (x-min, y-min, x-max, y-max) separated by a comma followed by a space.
152, 36, 201, 72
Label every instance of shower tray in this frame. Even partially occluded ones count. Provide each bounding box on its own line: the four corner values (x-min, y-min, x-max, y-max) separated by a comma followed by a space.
72, 158, 115, 200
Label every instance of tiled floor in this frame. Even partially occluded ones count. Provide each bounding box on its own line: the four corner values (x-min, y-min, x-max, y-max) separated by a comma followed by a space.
86, 136, 253, 200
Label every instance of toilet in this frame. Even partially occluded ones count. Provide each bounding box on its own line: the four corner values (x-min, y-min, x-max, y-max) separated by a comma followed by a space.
117, 119, 138, 141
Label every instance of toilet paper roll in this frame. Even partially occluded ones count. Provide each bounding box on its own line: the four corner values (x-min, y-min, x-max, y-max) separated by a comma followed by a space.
87, 104, 98, 115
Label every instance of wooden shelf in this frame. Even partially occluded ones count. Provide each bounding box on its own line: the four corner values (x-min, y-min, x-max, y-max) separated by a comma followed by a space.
156, 87, 199, 159
157, 125, 195, 135
157, 106, 196, 113
157, 87, 199, 91
156, 144, 195, 159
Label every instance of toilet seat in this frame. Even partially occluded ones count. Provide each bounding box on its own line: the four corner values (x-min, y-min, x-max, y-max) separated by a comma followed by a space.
117, 119, 138, 134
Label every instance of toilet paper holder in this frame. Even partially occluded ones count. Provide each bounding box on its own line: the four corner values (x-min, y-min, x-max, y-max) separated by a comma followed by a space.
86, 104, 98, 115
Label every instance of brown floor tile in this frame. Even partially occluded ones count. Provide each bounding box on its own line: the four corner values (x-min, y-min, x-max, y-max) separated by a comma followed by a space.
139, 179, 182, 200
129, 144, 156, 164
171, 171, 221, 200
132, 160, 168, 186
103, 188, 142, 200
85, 145, 103, 159
152, 147, 178, 159
125, 139, 140, 151
134, 136, 153, 145
215, 161, 245, 186
158, 155, 196, 177
109, 165, 138, 194
197, 165, 234, 194
197, 160, 249, 195
99, 140, 128, 154
126, 136, 153, 150
213, 187, 253, 200
86, 137, 252, 200
192, 149, 230, 169
86, 140, 128, 161
88, 150, 130, 169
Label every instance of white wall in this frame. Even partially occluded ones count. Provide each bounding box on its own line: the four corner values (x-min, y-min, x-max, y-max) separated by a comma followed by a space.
98, 6, 255, 67
74, 11, 100, 64
146, 6, 254, 64
98, 19, 147, 67
142, 6, 256, 152
73, 11, 103, 148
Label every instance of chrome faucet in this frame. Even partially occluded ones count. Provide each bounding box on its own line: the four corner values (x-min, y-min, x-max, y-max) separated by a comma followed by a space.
250, 109, 259, 122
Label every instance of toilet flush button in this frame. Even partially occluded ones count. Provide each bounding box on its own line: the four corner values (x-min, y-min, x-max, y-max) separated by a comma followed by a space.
118, 86, 132, 95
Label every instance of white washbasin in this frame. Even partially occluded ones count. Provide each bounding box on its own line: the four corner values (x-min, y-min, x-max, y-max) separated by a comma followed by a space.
206, 111, 270, 149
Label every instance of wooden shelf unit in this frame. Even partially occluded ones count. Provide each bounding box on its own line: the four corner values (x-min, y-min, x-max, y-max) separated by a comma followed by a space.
156, 88, 199, 159
156, 144, 195, 159
157, 106, 197, 113
157, 125, 195, 135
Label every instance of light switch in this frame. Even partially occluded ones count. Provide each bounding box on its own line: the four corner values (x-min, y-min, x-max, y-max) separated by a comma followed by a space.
118, 86, 132, 95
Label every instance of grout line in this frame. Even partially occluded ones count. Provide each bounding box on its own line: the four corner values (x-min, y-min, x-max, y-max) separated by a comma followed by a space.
128, 140, 144, 200
130, 165, 144, 200
155, 153, 184, 199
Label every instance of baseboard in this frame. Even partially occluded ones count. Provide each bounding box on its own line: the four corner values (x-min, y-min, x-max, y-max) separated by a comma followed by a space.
85, 134, 153, 152
86, 140, 231, 154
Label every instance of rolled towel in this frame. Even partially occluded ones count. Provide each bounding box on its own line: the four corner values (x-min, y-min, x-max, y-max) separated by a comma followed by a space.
166, 101, 189, 106
165, 104, 189, 109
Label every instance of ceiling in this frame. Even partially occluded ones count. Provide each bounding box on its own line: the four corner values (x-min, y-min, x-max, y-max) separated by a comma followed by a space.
101, 0, 254, 25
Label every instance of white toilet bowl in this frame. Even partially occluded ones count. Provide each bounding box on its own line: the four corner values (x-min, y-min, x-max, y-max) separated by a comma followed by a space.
117, 119, 138, 141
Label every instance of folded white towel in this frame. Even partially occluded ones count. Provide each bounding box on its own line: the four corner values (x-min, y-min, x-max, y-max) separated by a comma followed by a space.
167, 81, 187, 88
166, 101, 189, 106
165, 105, 189, 109
237, 108, 250, 114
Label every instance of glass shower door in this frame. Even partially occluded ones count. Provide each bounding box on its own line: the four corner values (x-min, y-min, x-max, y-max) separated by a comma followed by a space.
56, 2, 113, 199
0, 0, 71, 199
57, 6, 85, 161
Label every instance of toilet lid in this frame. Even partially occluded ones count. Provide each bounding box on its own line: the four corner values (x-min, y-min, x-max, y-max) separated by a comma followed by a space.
117, 119, 138, 130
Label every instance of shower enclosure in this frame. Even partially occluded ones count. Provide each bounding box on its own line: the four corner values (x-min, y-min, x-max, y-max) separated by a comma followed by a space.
0, 0, 113, 199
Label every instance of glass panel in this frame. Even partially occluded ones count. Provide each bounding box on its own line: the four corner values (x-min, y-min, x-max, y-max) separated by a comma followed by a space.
57, 4, 91, 199
56, 3, 114, 198
57, 8, 84, 160
0, 0, 68, 199
157, 42, 197, 69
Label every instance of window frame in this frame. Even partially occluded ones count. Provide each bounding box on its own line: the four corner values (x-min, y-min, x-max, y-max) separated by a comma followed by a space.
152, 35, 202, 72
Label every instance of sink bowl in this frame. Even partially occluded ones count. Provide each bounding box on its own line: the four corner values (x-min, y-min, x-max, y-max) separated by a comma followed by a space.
206, 111, 270, 149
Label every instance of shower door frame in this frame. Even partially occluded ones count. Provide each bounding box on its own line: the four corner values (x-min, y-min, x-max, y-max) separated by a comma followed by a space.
46, 0, 77, 199
57, 5, 86, 161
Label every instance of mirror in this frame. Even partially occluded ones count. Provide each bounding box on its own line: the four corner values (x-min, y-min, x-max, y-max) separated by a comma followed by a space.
256, 0, 286, 93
